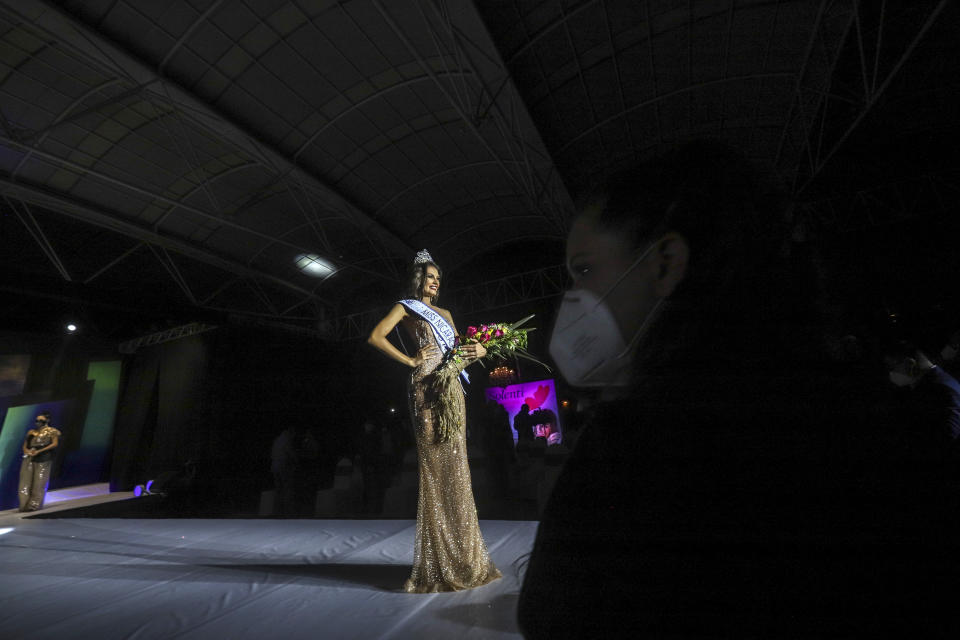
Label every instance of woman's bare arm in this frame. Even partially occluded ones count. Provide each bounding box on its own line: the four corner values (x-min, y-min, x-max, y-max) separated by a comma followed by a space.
31, 434, 59, 456
368, 304, 416, 367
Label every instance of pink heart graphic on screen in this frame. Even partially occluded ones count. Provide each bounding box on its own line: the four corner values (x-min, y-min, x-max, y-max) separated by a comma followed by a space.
525, 385, 550, 410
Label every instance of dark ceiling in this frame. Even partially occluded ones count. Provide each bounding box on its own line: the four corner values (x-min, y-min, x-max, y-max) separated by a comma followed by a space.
1, 0, 957, 342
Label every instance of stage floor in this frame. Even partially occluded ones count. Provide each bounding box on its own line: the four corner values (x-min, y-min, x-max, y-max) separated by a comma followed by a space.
0, 494, 537, 639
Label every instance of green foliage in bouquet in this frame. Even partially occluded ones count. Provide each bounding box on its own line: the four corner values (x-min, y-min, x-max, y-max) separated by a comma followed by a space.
430, 315, 549, 443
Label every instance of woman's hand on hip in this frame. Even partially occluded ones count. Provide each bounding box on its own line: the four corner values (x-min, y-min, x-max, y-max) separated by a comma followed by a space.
412, 344, 440, 367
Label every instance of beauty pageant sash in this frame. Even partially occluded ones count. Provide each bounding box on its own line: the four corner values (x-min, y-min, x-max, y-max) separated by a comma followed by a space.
399, 299, 469, 385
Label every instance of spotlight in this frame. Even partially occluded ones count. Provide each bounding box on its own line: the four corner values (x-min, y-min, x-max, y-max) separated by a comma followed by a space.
66, 323, 77, 333
389, 407, 396, 414
294, 253, 335, 278
133, 484, 143, 497
0, 527, 13, 536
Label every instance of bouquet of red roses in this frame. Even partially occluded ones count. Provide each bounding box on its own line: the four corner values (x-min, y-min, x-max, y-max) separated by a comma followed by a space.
431, 315, 546, 442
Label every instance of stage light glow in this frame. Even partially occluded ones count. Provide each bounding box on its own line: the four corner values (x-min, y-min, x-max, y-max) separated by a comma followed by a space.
0, 527, 13, 536
295, 253, 335, 278
389, 407, 396, 413
146, 479, 154, 493
133, 484, 144, 497
66, 323, 77, 333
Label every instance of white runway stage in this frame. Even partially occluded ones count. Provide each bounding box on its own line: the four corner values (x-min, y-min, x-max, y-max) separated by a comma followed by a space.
0, 494, 537, 639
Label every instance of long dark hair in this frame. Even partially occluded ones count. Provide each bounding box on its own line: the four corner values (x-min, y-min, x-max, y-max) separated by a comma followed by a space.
584, 140, 827, 384
404, 260, 442, 303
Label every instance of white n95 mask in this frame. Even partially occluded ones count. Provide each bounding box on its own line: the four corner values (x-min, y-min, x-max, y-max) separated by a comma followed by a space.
549, 242, 663, 387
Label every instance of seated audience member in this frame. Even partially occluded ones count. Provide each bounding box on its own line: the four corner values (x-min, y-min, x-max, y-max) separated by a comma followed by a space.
938, 328, 960, 376
884, 339, 960, 452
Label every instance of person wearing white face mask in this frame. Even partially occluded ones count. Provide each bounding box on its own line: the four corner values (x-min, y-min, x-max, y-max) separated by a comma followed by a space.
519, 141, 957, 638
546, 203, 678, 392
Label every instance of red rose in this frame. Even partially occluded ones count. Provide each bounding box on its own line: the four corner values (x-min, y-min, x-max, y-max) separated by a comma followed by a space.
494, 328, 504, 338
466, 326, 477, 338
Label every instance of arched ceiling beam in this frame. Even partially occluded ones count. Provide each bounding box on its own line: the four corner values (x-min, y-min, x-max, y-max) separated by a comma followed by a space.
158, 0, 227, 74
435, 214, 556, 249
794, 0, 950, 195
772, 0, 845, 175
292, 71, 471, 162
407, 192, 529, 237
372, 160, 521, 217
151, 161, 260, 228
0, 133, 330, 257
6, 0, 413, 262
241, 219, 401, 284
421, 1, 576, 229
504, 0, 602, 65
372, 0, 550, 225
0, 176, 333, 307
557, 72, 795, 155
16, 77, 124, 145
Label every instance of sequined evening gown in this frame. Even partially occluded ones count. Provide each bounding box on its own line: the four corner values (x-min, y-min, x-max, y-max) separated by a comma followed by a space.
402, 317, 501, 593
18, 426, 60, 511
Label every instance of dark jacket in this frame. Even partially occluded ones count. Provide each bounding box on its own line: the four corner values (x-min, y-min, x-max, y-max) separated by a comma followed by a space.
518, 367, 960, 638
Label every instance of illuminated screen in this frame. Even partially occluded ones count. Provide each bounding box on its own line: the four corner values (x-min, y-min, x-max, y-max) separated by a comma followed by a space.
59, 360, 122, 487
485, 378, 562, 445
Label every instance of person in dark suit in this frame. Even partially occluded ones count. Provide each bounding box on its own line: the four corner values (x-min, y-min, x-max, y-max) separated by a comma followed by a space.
513, 404, 533, 447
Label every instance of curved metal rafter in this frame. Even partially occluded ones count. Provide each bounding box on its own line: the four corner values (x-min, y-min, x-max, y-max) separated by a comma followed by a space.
292, 70, 472, 162
406, 191, 527, 235
793, 0, 950, 195
241, 219, 402, 284
772, 0, 845, 174
558, 72, 795, 155
150, 160, 261, 228
5, 0, 414, 266
423, 1, 574, 230
372, 159, 521, 217
372, 0, 549, 224
0, 133, 340, 260
435, 213, 557, 250
17, 97, 194, 192
12, 77, 125, 175
0, 176, 334, 307
158, 0, 227, 73
329, 114, 465, 187
504, 0, 602, 66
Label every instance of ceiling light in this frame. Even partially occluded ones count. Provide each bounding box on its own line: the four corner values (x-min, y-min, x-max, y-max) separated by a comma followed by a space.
66, 323, 77, 333
295, 253, 335, 278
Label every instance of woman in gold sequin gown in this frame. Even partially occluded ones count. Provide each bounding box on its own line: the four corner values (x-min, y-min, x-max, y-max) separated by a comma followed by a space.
19, 412, 61, 512
368, 253, 502, 592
